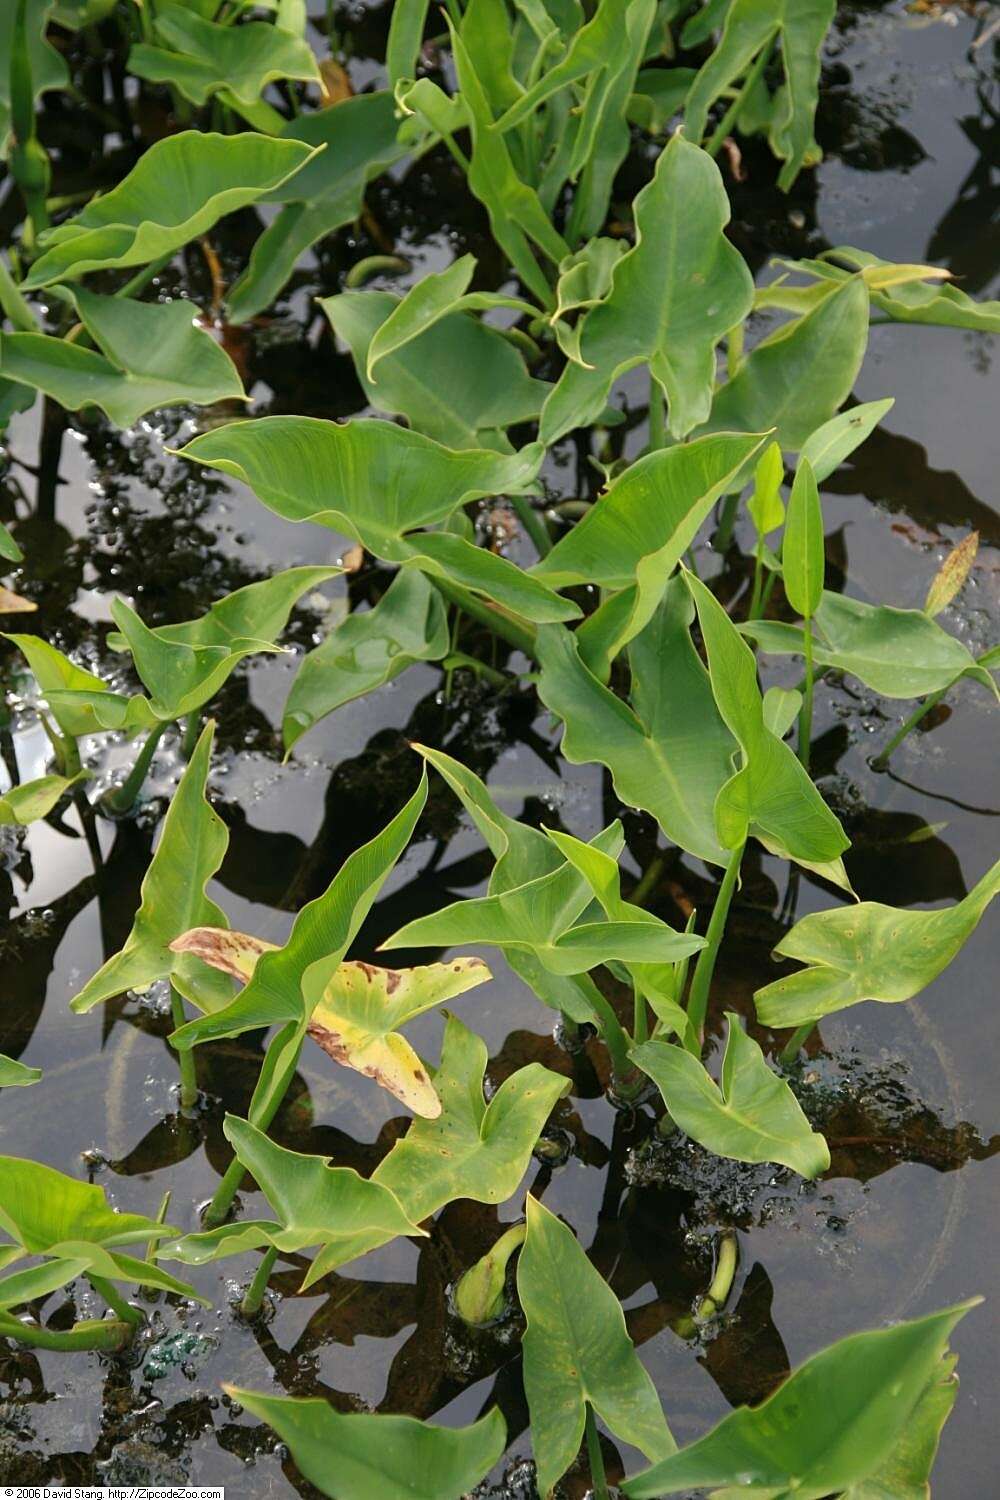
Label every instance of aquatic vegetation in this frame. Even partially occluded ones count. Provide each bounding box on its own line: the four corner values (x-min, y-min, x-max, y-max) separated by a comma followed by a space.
0, 2, 996, 1496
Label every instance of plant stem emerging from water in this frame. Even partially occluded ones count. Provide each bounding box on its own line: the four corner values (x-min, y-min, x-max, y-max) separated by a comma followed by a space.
429, 575, 537, 658
105, 720, 168, 814
240, 1245, 279, 1319
585, 1404, 610, 1500
87, 1275, 143, 1328
871, 687, 947, 770
704, 39, 774, 158
170, 987, 199, 1108
685, 842, 744, 1050
780, 1020, 816, 1068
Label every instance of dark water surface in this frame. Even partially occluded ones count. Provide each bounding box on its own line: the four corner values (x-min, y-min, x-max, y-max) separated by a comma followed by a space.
0, 3, 998, 1494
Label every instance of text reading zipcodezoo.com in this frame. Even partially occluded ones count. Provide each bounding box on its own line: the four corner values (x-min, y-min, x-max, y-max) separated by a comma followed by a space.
1, 1489, 225, 1498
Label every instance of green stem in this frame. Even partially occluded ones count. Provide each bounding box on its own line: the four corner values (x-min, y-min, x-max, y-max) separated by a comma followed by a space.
181, 710, 201, 759
203, 1030, 306, 1227
220, 87, 287, 134
632, 984, 648, 1046
145, 1190, 172, 1264
726, 320, 745, 379
779, 1020, 816, 1067
696, 1230, 738, 1321
437, 126, 472, 175
0, 1312, 133, 1352
685, 841, 744, 1050
629, 852, 665, 909
240, 1244, 279, 1319
39, 711, 81, 777
442, 651, 510, 689
798, 616, 814, 772
511, 493, 552, 557
571, 972, 632, 1086
87, 1275, 142, 1327
104, 720, 168, 814
429, 575, 537, 658
114, 251, 175, 301
748, 537, 765, 620
871, 687, 947, 770
585, 1404, 610, 1500
704, 39, 773, 158
0, 253, 38, 331
170, 987, 199, 1108
648, 370, 666, 450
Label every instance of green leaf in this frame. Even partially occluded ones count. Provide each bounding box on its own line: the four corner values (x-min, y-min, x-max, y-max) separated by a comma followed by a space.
0, 1055, 41, 1087
364, 254, 535, 382
493, 0, 630, 131
842, 1354, 959, 1500
227, 94, 412, 323
0, 519, 23, 563
381, 823, 658, 977
23, 132, 317, 287
798, 397, 894, 483
0, 287, 245, 426
403, 744, 609, 1025
283, 570, 448, 753
321, 288, 549, 450
632, 1014, 830, 1177
684, 0, 836, 190
2, 631, 113, 741
171, 771, 428, 1050
742, 591, 999, 700
0, 770, 86, 826
69, 722, 232, 1015
387, 0, 431, 85
534, 432, 766, 663
129, 5, 319, 110
623, 1300, 979, 1498
782, 457, 823, 619
304, 957, 492, 1118
747, 440, 784, 536
826, 246, 1000, 332
540, 135, 754, 443
174, 416, 541, 555
163, 1116, 425, 1289
0, 1257, 88, 1312
698, 277, 870, 451
372, 1014, 570, 1222
518, 1194, 675, 1498
627, 66, 697, 132
754, 855, 1000, 1028
0, 1155, 178, 1253
221, 1388, 506, 1500
684, 571, 850, 871
448, 20, 570, 307
535, 579, 736, 867
107, 565, 339, 724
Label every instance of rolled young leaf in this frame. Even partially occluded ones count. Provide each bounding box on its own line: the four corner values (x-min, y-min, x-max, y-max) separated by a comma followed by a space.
632, 1014, 830, 1178
623, 1299, 979, 1497
222, 1387, 506, 1500
518, 1195, 675, 1498
782, 457, 823, 620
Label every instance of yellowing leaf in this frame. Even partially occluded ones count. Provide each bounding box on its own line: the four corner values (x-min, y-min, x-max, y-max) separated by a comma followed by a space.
170, 925, 278, 983
306, 958, 492, 1118
925, 531, 979, 619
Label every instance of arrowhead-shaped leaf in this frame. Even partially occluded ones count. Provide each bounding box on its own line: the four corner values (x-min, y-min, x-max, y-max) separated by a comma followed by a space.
0, 1154, 178, 1252
0, 770, 86, 826
220, 1388, 506, 1500
0, 287, 245, 426
23, 132, 317, 286
163, 1116, 426, 1290
754, 855, 1000, 1028
304, 957, 492, 1118
372, 1014, 570, 1221
129, 5, 319, 109
632, 1014, 830, 1178
540, 135, 754, 443
623, 1300, 978, 1498
518, 1194, 675, 1498
742, 591, 999, 700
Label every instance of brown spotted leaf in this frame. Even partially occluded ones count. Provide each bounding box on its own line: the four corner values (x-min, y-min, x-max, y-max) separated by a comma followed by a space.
304, 958, 492, 1118
924, 531, 979, 619
170, 925, 278, 983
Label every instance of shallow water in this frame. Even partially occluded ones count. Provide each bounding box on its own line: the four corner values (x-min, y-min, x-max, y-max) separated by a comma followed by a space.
0, 2, 998, 1494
